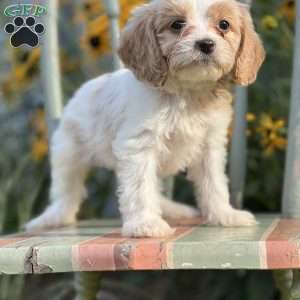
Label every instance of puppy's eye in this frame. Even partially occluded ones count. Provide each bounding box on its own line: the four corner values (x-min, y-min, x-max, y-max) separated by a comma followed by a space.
219, 20, 230, 31
171, 19, 186, 31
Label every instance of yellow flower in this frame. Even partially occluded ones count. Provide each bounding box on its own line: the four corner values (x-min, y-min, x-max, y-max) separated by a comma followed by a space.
119, 0, 146, 27
261, 15, 279, 31
13, 48, 41, 82
279, 0, 295, 23
31, 108, 48, 137
80, 0, 147, 58
82, 0, 104, 19
256, 113, 287, 156
60, 52, 80, 73
81, 15, 111, 57
246, 113, 256, 122
31, 137, 49, 161
0, 80, 17, 102
30, 108, 49, 162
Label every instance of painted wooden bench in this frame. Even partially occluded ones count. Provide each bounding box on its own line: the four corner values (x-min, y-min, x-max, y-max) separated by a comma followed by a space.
1, 0, 300, 300
0, 215, 300, 274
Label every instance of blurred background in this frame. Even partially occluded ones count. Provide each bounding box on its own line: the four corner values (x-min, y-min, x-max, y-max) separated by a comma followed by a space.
0, 0, 297, 299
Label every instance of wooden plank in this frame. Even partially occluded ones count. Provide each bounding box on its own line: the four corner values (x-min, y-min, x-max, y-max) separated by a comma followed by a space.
1, 215, 300, 274
172, 215, 277, 270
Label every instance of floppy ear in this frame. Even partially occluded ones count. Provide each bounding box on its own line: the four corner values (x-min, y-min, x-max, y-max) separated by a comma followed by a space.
234, 6, 265, 86
118, 4, 168, 87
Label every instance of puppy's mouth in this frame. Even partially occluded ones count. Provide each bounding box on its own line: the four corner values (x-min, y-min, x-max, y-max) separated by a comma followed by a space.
197, 54, 219, 66
184, 55, 221, 71
172, 54, 225, 83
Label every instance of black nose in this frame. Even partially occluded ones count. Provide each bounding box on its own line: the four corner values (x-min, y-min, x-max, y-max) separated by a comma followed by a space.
195, 39, 216, 54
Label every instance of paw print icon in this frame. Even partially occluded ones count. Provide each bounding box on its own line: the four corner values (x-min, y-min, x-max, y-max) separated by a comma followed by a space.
5, 16, 45, 48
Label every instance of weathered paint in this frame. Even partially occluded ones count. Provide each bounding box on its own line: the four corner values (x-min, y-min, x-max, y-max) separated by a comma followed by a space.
1, 215, 300, 274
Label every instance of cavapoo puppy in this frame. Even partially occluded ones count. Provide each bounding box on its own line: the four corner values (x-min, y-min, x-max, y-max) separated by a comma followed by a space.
26, 0, 265, 237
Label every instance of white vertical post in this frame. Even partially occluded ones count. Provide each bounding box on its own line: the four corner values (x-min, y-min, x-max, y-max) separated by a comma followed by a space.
229, 0, 252, 208
102, 0, 122, 70
40, 0, 63, 134
229, 87, 248, 209
282, 1, 300, 218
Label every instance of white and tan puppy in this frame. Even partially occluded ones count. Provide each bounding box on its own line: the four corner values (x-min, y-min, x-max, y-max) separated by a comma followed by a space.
26, 0, 265, 237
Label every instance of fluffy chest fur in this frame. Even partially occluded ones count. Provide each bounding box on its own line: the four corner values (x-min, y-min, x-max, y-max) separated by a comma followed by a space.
156, 89, 232, 176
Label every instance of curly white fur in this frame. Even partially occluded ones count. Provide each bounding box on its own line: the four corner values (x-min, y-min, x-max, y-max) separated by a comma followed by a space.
26, 0, 265, 237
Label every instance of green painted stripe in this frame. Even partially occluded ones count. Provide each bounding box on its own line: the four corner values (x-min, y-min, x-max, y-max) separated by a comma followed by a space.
0, 247, 30, 274
0, 221, 119, 274
171, 215, 278, 269
29, 223, 120, 273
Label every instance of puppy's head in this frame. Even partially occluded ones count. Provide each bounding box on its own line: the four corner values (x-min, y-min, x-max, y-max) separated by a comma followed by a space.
118, 0, 265, 87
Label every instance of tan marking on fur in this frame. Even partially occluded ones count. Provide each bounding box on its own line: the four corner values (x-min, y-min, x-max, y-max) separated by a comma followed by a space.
206, 0, 242, 58
118, 4, 168, 86
233, 5, 266, 86
207, 1, 241, 35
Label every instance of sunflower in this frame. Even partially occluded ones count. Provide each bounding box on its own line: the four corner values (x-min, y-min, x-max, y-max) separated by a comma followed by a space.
279, 0, 296, 23
256, 113, 287, 156
1, 48, 41, 99
81, 15, 111, 57
82, 0, 105, 19
80, 0, 147, 58
119, 0, 146, 27
14, 48, 41, 82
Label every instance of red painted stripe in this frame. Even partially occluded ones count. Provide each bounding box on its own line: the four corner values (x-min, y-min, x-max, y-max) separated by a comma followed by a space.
114, 218, 204, 270
73, 232, 127, 271
73, 218, 204, 271
266, 219, 300, 269
114, 227, 193, 270
0, 237, 30, 247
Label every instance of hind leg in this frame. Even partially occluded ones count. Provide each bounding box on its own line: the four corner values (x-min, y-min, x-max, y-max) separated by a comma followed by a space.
160, 196, 199, 219
26, 131, 89, 231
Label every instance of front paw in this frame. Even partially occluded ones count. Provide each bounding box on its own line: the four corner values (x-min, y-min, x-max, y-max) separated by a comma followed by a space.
206, 208, 257, 227
122, 215, 175, 238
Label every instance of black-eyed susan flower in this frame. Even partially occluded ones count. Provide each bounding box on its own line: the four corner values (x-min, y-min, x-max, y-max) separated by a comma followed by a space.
80, 0, 147, 58
119, 0, 146, 27
279, 0, 295, 23
81, 15, 111, 58
73, 0, 105, 25
1, 48, 41, 99
14, 48, 40, 82
82, 0, 104, 19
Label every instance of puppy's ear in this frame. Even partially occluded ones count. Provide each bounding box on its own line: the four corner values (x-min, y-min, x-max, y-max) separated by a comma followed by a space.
118, 4, 168, 87
234, 6, 265, 86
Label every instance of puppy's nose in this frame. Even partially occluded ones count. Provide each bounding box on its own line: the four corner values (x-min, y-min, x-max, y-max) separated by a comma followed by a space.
195, 39, 216, 55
